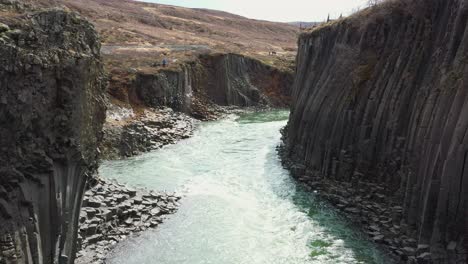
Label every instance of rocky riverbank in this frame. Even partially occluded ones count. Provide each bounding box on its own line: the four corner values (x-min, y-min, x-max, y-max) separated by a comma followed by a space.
80, 106, 269, 262
280, 147, 422, 263
100, 104, 198, 159
75, 177, 181, 264
100, 102, 273, 159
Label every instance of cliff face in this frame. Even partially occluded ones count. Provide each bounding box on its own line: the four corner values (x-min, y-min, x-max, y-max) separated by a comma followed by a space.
135, 53, 293, 116
135, 63, 198, 113
196, 53, 293, 107
283, 0, 467, 262
0, 7, 106, 264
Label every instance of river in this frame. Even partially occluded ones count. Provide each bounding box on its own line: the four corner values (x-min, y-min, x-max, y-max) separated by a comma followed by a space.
100, 110, 390, 264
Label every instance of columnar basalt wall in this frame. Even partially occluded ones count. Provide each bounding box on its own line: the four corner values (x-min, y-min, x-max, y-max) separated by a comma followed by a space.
283, 0, 467, 262
135, 53, 293, 115
0, 8, 106, 264
198, 53, 293, 107
135, 66, 194, 113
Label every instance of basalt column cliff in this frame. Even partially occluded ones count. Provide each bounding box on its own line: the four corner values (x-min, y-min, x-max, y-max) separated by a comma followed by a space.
0, 6, 106, 264
283, 0, 467, 262
135, 53, 293, 115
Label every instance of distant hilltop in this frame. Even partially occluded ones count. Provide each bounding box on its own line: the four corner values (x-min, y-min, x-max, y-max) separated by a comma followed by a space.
288, 21, 319, 28
26, 0, 299, 54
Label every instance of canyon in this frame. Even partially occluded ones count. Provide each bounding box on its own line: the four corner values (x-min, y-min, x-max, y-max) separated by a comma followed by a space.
0, 0, 295, 263
99, 51, 294, 160
1, 0, 467, 263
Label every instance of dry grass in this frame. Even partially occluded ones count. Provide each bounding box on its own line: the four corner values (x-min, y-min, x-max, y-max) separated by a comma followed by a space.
34, 0, 299, 56
8, 0, 300, 111
300, 0, 418, 39
25, 0, 300, 89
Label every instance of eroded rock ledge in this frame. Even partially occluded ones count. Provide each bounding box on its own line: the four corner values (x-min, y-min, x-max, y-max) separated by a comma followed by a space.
282, 0, 467, 263
0, 6, 106, 264
75, 178, 180, 264
100, 105, 196, 159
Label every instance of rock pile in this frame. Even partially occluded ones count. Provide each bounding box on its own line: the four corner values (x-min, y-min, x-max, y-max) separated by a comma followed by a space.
75, 178, 181, 264
281, 150, 461, 263
101, 107, 196, 159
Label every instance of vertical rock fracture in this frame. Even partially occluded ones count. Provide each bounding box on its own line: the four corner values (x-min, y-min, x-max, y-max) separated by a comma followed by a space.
283, 0, 467, 262
135, 53, 293, 114
0, 8, 106, 264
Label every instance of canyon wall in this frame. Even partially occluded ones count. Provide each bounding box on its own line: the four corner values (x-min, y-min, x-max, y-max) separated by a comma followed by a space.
135, 53, 293, 116
0, 7, 106, 264
283, 0, 467, 262
135, 62, 200, 114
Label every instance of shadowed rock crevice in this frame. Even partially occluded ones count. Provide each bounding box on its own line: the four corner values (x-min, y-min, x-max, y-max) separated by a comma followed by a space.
282, 0, 467, 262
0, 7, 106, 264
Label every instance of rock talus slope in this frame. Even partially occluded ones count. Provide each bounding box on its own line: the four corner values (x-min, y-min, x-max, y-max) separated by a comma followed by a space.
283, 0, 467, 262
0, 6, 106, 264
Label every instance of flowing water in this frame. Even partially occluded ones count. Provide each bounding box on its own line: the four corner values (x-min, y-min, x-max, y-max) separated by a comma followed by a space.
101, 110, 391, 264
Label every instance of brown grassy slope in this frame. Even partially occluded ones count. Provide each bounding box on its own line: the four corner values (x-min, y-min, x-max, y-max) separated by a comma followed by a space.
25, 0, 299, 108
33, 0, 299, 54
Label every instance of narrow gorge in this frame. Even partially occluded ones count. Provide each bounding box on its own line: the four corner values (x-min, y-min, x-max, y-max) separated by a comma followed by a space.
1, 0, 467, 263
100, 52, 294, 159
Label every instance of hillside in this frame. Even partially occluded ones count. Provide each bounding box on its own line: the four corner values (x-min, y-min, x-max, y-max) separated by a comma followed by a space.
31, 0, 299, 57
22, 0, 299, 110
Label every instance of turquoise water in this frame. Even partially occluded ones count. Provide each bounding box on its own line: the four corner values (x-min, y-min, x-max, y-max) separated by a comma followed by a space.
101, 110, 390, 264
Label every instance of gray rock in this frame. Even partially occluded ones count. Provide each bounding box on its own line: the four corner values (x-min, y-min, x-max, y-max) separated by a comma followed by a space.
416, 252, 431, 261
85, 224, 98, 236
101, 209, 114, 221
87, 234, 103, 244
372, 235, 384, 243
281, 0, 467, 261
84, 208, 97, 218
416, 244, 430, 254
0, 8, 106, 263
76, 177, 182, 264
446, 241, 457, 251
150, 208, 161, 216
402, 247, 416, 256
133, 197, 143, 205
87, 200, 103, 208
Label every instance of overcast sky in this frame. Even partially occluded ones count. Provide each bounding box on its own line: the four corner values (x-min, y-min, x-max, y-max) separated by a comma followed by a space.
137, 0, 369, 22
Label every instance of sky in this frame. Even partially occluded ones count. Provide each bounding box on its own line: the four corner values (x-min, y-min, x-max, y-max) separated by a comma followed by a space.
137, 0, 370, 22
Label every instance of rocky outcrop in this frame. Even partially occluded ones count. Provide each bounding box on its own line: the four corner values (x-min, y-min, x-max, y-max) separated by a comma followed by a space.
101, 106, 195, 159
135, 53, 293, 118
196, 53, 293, 107
282, 0, 467, 263
75, 178, 180, 264
0, 7, 106, 264
103, 53, 287, 159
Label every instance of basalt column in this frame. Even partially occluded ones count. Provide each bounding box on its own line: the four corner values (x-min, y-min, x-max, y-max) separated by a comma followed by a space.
283, 0, 467, 262
0, 8, 106, 264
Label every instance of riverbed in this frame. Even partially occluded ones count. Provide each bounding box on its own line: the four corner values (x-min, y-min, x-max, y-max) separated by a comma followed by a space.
100, 110, 390, 264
